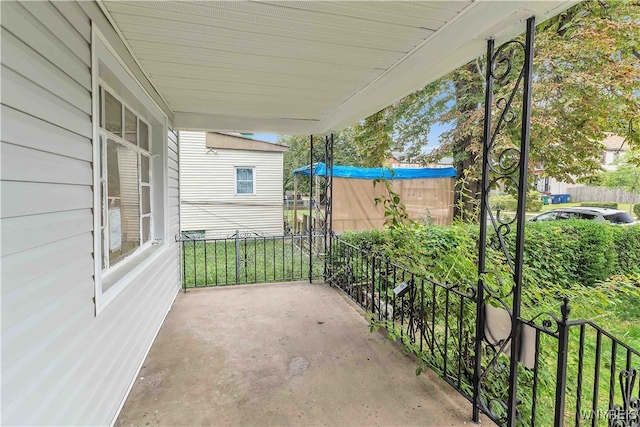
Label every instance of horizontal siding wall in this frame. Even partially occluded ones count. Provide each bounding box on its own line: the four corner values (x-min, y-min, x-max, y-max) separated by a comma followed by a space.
179, 131, 284, 236
0, 2, 180, 425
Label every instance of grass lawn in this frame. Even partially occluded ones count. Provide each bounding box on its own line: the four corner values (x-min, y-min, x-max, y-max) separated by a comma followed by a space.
182, 236, 324, 287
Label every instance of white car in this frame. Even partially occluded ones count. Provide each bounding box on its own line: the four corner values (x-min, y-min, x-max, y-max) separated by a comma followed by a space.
529, 207, 636, 225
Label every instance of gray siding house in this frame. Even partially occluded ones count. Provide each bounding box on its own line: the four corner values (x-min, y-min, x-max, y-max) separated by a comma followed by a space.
0, 1, 573, 425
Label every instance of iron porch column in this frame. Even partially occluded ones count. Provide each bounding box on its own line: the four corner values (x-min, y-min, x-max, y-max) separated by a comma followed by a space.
506, 17, 535, 426
473, 36, 494, 424
309, 134, 313, 283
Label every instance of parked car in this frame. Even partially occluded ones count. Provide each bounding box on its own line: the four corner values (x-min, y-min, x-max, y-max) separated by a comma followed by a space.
529, 207, 636, 225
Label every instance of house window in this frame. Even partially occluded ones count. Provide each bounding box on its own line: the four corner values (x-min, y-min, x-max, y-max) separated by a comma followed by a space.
235, 167, 255, 195
99, 86, 153, 270
92, 25, 169, 315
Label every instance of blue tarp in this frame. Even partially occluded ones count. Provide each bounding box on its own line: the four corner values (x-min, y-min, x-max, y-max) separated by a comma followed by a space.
292, 162, 456, 180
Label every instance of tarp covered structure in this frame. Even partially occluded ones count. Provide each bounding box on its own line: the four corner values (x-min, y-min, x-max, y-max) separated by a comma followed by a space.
293, 162, 457, 180
293, 163, 456, 232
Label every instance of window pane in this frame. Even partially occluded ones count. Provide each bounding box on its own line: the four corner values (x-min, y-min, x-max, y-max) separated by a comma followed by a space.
236, 168, 253, 181
141, 155, 150, 183
102, 228, 108, 270
99, 88, 103, 128
142, 217, 151, 244
125, 108, 137, 145
100, 136, 106, 228
142, 186, 151, 215
107, 139, 140, 266
139, 120, 149, 151
604, 212, 634, 224
237, 181, 253, 194
105, 91, 122, 136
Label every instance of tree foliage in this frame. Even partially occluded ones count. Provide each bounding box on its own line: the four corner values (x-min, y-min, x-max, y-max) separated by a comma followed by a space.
602, 149, 640, 194
281, 129, 370, 192
353, 0, 640, 219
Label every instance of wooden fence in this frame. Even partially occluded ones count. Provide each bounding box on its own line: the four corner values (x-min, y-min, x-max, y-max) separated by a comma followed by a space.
567, 186, 640, 204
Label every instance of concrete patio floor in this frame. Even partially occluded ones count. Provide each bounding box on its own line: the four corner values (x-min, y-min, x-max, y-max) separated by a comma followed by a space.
116, 282, 475, 426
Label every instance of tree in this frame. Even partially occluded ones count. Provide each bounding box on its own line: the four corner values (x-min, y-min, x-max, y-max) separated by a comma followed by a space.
602, 149, 640, 194
354, 0, 640, 220
281, 129, 370, 192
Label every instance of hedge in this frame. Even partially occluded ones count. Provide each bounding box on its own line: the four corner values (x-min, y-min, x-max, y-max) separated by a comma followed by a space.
339, 221, 640, 288
580, 202, 618, 209
518, 220, 639, 287
634, 203, 640, 219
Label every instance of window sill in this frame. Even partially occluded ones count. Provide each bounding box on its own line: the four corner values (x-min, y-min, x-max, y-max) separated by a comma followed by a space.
97, 244, 168, 315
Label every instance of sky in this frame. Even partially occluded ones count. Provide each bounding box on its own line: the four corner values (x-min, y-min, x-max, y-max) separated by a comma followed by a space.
253, 134, 280, 143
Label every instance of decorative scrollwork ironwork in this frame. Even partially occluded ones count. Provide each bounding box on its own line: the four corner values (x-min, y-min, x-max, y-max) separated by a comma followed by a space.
522, 311, 562, 337
474, 19, 535, 426
610, 368, 640, 427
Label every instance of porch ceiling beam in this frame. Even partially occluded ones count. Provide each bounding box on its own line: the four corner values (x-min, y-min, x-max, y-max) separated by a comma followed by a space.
173, 112, 326, 135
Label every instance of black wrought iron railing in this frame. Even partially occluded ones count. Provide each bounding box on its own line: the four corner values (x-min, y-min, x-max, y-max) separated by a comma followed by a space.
177, 229, 638, 426
328, 235, 639, 427
178, 232, 324, 288
328, 237, 477, 399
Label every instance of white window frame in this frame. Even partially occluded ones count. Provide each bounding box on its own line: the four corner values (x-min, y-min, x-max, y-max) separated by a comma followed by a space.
234, 167, 256, 195
98, 84, 154, 274
92, 24, 170, 315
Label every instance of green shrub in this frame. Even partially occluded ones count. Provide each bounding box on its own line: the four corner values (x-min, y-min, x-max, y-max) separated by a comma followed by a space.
341, 221, 640, 288
490, 194, 517, 211
609, 225, 640, 274
518, 220, 619, 287
634, 203, 640, 219
490, 194, 544, 212
340, 228, 388, 253
580, 202, 618, 209
527, 199, 543, 212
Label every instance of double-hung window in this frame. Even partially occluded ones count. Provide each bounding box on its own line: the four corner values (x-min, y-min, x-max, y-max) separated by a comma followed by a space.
98, 86, 153, 270
235, 167, 255, 195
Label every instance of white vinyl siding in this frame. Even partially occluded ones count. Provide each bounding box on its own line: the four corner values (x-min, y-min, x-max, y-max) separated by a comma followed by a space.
180, 131, 284, 236
1, 2, 180, 425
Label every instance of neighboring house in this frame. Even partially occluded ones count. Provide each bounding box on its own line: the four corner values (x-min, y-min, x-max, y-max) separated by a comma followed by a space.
533, 174, 574, 194
386, 156, 454, 169
180, 132, 288, 237
600, 133, 628, 171
386, 156, 422, 168
533, 134, 628, 193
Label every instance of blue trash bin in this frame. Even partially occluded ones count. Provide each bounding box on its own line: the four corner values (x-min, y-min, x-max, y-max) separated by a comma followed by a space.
551, 194, 562, 204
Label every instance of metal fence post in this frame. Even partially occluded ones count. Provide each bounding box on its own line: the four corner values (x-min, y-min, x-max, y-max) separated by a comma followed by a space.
554, 297, 571, 427
309, 134, 313, 283
235, 229, 240, 284
370, 255, 376, 314
182, 239, 186, 292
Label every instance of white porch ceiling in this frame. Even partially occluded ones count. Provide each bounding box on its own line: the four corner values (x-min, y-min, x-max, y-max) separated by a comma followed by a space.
101, 1, 577, 134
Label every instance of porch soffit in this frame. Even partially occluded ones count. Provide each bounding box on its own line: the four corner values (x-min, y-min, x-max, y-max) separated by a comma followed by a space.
100, 1, 577, 135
